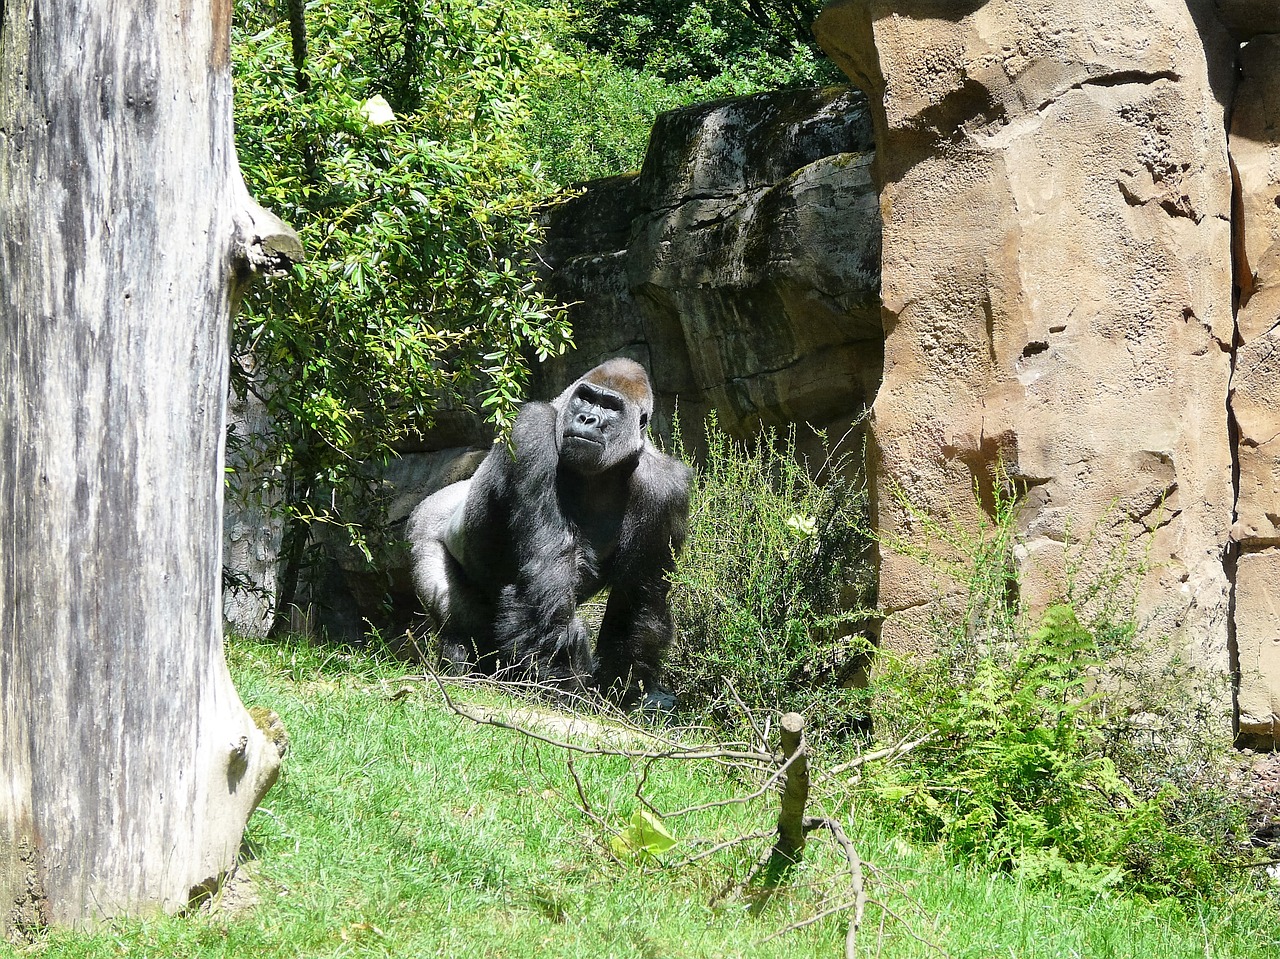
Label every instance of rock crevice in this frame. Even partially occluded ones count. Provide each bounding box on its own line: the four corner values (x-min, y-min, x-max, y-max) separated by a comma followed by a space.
1227, 30, 1280, 748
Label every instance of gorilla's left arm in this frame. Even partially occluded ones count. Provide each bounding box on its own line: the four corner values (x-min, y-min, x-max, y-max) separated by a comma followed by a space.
593, 450, 693, 703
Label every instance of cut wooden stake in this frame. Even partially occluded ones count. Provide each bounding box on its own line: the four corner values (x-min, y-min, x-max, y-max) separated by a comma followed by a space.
765, 712, 810, 884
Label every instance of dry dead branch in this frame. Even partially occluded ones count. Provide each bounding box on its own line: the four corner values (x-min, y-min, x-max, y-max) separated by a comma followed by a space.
818, 732, 934, 785
415, 667, 776, 765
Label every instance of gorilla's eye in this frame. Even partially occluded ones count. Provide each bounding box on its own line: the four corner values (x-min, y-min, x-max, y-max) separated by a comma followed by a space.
578, 381, 626, 412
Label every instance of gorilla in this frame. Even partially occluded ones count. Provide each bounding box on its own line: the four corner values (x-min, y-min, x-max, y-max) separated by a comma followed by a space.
408, 358, 692, 707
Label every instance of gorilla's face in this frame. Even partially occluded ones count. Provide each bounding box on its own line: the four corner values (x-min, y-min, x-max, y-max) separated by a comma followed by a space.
556, 360, 653, 476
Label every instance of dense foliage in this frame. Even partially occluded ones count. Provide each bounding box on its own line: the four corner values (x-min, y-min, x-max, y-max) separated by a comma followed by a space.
863, 490, 1255, 901
666, 417, 875, 739
232, 0, 571, 621
567, 0, 836, 87
524, 0, 843, 184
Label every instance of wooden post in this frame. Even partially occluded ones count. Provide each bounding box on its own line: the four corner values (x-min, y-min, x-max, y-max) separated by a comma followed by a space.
766, 712, 810, 882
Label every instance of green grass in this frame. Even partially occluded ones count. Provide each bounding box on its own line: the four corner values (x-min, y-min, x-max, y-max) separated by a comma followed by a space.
10, 636, 1278, 959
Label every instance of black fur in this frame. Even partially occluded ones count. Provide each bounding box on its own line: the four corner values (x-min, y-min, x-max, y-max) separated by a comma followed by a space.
408, 359, 692, 705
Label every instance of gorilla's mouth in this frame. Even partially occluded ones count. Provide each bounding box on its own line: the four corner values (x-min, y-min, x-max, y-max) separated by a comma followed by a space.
562, 434, 607, 471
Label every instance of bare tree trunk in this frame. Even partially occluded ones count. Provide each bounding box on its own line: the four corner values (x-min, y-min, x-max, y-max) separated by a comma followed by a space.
0, 0, 299, 932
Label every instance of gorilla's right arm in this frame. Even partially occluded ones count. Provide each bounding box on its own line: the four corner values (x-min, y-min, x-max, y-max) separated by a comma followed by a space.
592, 450, 691, 704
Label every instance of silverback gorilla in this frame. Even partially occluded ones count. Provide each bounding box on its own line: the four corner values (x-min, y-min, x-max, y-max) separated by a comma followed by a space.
408, 359, 692, 708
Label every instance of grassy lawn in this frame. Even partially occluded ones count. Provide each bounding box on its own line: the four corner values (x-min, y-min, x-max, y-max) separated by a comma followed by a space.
9, 635, 1279, 959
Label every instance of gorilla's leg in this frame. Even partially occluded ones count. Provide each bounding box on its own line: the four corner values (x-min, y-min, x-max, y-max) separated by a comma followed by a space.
594, 587, 674, 710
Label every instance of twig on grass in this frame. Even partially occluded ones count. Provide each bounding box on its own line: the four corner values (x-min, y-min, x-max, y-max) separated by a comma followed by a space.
759, 898, 858, 944
742, 815, 870, 957
818, 732, 934, 784
803, 816, 866, 959
540, 762, 618, 858
639, 746, 808, 821
710, 848, 769, 908
730, 714, 822, 914
865, 899, 952, 958
670, 829, 776, 868
416, 667, 776, 765
722, 677, 769, 751
566, 756, 595, 818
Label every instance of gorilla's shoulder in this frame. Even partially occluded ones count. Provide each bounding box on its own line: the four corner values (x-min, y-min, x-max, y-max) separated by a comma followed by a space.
510, 399, 559, 442
637, 444, 693, 503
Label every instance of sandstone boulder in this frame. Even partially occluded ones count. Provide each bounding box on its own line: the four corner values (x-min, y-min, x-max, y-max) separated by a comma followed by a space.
1229, 33, 1280, 747
815, 0, 1238, 719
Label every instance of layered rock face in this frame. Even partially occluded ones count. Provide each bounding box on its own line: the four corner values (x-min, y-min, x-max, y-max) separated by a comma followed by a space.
535, 86, 883, 454
1229, 22, 1280, 746
815, 1, 1240, 718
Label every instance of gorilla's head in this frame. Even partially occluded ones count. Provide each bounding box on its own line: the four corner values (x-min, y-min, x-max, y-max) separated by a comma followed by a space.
554, 358, 654, 476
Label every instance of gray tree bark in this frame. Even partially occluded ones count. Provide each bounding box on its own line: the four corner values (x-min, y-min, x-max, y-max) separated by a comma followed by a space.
0, 0, 299, 933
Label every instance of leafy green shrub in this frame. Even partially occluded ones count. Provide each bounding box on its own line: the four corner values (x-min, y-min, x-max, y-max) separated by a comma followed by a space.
665, 416, 875, 739
235, 0, 570, 439
563, 0, 841, 90
522, 52, 696, 185
865, 490, 1254, 902
232, 0, 573, 621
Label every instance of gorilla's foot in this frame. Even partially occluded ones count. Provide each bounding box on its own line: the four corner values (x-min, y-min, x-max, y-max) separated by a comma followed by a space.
440, 641, 477, 677
636, 684, 678, 717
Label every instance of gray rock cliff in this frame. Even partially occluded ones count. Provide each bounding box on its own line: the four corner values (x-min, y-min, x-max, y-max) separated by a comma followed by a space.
532, 85, 883, 458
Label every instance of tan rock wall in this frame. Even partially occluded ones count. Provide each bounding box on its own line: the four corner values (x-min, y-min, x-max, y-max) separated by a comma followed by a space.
815, 1, 1237, 713
1235, 549, 1280, 743
1230, 33, 1280, 747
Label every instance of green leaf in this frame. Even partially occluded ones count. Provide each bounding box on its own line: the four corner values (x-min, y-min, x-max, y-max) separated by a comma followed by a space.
609, 809, 677, 859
